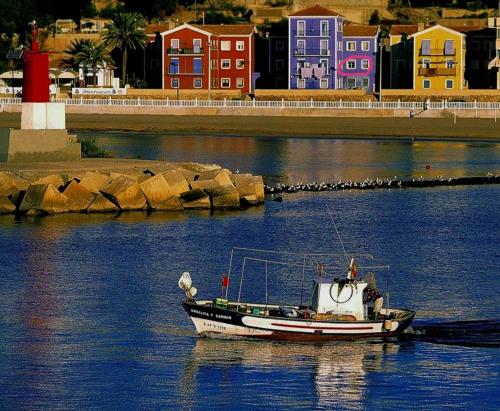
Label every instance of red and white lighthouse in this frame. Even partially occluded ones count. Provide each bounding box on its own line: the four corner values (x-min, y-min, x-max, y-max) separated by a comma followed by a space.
22, 21, 50, 103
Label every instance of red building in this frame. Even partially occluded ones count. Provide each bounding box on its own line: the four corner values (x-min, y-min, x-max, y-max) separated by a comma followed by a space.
160, 23, 256, 95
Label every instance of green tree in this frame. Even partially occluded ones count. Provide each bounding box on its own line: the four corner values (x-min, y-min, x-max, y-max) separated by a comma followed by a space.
63, 39, 113, 86
101, 12, 148, 86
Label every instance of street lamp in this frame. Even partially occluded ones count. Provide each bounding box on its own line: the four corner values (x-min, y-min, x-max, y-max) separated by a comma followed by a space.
378, 41, 384, 102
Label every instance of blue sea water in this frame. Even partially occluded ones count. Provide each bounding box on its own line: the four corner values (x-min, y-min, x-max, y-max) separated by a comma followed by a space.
0, 136, 499, 409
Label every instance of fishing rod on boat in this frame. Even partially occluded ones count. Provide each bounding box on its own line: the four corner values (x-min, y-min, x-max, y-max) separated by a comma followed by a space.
326, 206, 350, 266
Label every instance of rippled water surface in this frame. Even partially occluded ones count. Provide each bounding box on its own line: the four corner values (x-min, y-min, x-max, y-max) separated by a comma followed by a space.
1, 184, 499, 409
79, 131, 500, 184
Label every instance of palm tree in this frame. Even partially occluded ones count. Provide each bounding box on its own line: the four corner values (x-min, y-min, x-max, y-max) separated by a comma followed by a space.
63, 39, 114, 86
101, 12, 148, 86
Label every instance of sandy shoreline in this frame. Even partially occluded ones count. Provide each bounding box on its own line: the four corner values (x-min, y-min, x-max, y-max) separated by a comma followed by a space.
1, 112, 499, 141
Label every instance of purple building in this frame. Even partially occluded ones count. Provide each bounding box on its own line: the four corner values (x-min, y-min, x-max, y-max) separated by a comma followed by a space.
341, 25, 380, 92
288, 5, 379, 91
288, 6, 343, 89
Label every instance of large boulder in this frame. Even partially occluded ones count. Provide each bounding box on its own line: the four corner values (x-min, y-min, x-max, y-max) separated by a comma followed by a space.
175, 167, 199, 183
161, 170, 190, 196
198, 168, 233, 187
63, 181, 96, 212
156, 196, 184, 211
206, 184, 240, 209
180, 188, 211, 209
100, 175, 147, 210
0, 196, 16, 214
33, 174, 64, 189
79, 171, 112, 194
19, 183, 69, 214
190, 179, 220, 190
86, 193, 120, 213
235, 174, 265, 204
0, 172, 19, 197
139, 174, 176, 209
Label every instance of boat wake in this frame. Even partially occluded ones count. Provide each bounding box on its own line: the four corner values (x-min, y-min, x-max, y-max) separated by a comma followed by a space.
408, 320, 500, 348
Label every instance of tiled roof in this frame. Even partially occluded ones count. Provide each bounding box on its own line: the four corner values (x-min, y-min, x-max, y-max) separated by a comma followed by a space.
343, 25, 379, 37
389, 25, 419, 36
191, 24, 255, 35
289, 5, 342, 17
390, 23, 486, 36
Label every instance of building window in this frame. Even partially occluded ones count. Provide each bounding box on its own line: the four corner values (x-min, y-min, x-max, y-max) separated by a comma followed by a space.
444, 39, 455, 55
236, 59, 245, 69
297, 39, 305, 55
193, 58, 202, 74
236, 78, 244, 88
360, 78, 369, 89
320, 78, 328, 88
171, 78, 179, 88
169, 58, 179, 74
361, 59, 369, 70
320, 21, 329, 36
346, 41, 356, 51
361, 41, 370, 51
194, 78, 202, 88
297, 78, 305, 88
221, 59, 230, 69
320, 39, 328, 55
346, 77, 355, 88
445, 79, 453, 89
221, 78, 230, 88
319, 59, 328, 74
275, 40, 284, 52
221, 41, 231, 51
170, 39, 179, 49
193, 39, 202, 53
297, 21, 305, 36
423, 79, 431, 89
422, 59, 431, 68
421, 39, 431, 55
446, 60, 454, 69
276, 59, 284, 70
347, 60, 356, 69
236, 41, 244, 51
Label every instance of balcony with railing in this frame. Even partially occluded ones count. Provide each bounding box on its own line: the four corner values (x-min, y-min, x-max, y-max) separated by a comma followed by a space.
293, 29, 331, 37
294, 48, 330, 56
418, 67, 456, 76
419, 48, 456, 56
167, 47, 205, 55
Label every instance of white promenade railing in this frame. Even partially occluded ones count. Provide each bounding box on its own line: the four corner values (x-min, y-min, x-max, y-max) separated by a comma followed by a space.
1, 97, 500, 111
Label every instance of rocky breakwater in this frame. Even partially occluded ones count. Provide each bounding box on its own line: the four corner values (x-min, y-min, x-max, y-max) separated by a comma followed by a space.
0, 164, 265, 216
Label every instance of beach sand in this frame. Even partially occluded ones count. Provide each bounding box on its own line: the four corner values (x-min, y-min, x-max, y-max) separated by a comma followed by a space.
0, 112, 499, 140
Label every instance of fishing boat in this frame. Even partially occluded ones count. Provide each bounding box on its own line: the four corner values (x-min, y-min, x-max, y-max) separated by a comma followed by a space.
179, 247, 415, 342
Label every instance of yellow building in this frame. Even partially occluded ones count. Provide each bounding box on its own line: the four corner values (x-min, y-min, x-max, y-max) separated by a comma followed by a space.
410, 25, 466, 90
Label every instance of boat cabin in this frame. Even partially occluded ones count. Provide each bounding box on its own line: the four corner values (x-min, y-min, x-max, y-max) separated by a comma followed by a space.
311, 276, 368, 320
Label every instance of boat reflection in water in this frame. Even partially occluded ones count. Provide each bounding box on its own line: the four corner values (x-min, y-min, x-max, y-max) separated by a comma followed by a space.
181, 338, 403, 409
